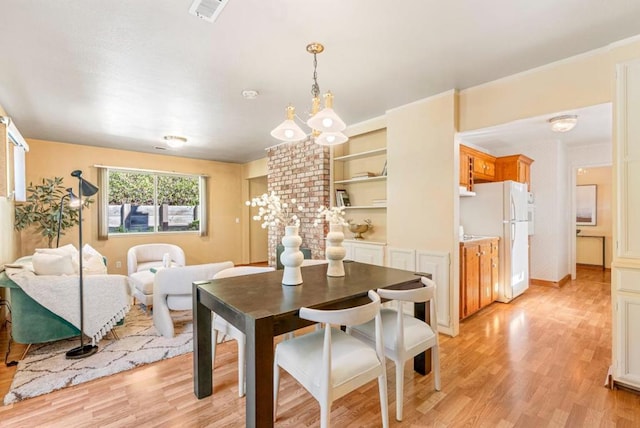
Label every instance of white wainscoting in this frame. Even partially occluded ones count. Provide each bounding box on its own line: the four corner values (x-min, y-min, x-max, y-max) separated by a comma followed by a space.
387, 247, 416, 272
416, 250, 451, 333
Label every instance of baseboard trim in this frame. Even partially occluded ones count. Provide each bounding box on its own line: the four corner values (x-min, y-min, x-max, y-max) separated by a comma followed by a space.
576, 263, 610, 271
530, 274, 571, 288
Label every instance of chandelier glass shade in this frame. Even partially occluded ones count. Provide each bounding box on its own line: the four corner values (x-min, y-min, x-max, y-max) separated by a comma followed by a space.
270, 106, 307, 142
271, 43, 348, 146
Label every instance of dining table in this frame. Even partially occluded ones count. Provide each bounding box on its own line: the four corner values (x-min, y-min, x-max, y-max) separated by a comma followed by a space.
192, 261, 432, 428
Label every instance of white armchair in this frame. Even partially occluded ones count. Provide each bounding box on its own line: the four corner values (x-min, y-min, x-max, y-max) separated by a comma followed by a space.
127, 244, 186, 308
153, 261, 233, 338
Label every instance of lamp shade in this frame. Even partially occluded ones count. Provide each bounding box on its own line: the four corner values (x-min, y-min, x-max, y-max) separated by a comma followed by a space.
315, 131, 348, 146
307, 107, 346, 133
270, 119, 307, 142
71, 170, 99, 196
66, 187, 81, 207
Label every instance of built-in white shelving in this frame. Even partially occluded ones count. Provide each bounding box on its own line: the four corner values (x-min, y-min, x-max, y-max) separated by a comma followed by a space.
333, 148, 387, 162
342, 205, 386, 210
334, 176, 387, 185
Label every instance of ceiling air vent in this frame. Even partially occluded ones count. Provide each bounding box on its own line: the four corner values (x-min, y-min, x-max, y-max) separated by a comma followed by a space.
188, 0, 230, 23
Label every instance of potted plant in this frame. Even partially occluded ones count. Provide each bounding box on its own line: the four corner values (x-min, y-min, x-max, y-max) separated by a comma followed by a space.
14, 177, 91, 248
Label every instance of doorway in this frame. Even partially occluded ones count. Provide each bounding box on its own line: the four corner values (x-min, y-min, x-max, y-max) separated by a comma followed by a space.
574, 165, 612, 272
248, 176, 268, 264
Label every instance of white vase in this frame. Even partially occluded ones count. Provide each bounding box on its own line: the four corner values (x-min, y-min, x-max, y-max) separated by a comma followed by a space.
280, 225, 304, 285
326, 223, 346, 277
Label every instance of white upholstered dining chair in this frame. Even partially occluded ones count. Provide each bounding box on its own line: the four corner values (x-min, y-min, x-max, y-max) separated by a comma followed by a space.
349, 276, 440, 421
273, 290, 389, 428
211, 266, 275, 397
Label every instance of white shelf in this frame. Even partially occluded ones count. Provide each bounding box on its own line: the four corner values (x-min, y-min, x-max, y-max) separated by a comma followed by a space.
333, 148, 387, 161
334, 176, 387, 185
340, 205, 386, 209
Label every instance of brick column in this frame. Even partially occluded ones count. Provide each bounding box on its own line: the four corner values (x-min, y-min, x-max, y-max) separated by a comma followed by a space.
266, 140, 330, 266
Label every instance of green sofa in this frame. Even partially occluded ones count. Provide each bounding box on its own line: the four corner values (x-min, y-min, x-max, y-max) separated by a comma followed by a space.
0, 269, 79, 344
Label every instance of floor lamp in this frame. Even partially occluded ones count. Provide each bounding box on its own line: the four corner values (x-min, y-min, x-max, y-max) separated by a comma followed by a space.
56, 187, 79, 248
66, 170, 99, 359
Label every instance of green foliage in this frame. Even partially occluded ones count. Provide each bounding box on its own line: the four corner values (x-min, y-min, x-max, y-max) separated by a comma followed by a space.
108, 171, 198, 206
14, 177, 92, 248
108, 171, 154, 205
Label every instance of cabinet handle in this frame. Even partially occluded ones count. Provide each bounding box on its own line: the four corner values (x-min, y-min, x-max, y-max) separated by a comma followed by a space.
476, 252, 480, 256
481, 251, 486, 255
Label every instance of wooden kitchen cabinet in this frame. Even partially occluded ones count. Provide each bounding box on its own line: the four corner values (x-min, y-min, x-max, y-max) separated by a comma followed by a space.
459, 145, 534, 191
460, 145, 496, 184
460, 147, 473, 190
460, 237, 499, 319
495, 154, 534, 190
472, 153, 496, 181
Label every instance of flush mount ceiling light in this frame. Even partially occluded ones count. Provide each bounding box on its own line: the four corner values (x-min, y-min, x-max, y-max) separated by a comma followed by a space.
270, 42, 348, 146
548, 114, 578, 132
163, 135, 187, 149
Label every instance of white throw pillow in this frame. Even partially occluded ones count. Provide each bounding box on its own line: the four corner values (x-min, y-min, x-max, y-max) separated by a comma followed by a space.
82, 244, 108, 275
32, 252, 76, 276
35, 244, 77, 255
35, 244, 80, 272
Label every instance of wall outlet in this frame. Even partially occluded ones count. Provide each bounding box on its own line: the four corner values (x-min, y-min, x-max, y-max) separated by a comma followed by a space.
115, 261, 122, 269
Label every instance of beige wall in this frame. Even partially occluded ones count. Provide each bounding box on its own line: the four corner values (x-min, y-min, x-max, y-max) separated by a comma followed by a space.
387, 92, 458, 251
576, 166, 612, 268
459, 37, 640, 133
21, 139, 244, 274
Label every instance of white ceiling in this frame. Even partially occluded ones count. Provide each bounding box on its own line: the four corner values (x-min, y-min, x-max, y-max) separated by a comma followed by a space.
457, 103, 613, 154
0, 1, 638, 163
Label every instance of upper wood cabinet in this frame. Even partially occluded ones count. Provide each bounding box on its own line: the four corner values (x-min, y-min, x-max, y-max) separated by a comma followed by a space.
460, 149, 472, 190
472, 153, 496, 181
461, 145, 496, 183
459, 145, 534, 191
495, 154, 534, 190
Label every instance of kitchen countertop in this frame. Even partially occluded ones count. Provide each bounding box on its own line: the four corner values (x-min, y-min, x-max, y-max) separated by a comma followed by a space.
459, 235, 499, 244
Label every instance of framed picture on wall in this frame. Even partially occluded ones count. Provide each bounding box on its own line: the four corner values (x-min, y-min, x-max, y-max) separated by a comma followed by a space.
576, 184, 597, 226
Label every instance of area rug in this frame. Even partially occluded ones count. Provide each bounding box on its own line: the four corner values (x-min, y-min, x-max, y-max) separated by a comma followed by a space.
4, 305, 193, 405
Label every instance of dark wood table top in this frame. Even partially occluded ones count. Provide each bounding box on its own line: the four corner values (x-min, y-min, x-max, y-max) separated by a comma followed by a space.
195, 261, 422, 335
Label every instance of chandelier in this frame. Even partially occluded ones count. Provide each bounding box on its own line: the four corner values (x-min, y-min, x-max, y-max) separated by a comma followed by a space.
270, 43, 348, 146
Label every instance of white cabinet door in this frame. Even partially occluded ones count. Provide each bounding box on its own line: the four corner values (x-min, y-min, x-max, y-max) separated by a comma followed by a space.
616, 60, 640, 259
343, 241, 385, 266
613, 59, 640, 390
616, 294, 640, 387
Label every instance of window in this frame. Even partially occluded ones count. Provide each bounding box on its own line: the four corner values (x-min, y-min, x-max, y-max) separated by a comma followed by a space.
104, 168, 204, 235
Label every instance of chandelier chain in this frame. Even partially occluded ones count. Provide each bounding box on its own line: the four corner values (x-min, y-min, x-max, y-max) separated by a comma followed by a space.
311, 52, 320, 99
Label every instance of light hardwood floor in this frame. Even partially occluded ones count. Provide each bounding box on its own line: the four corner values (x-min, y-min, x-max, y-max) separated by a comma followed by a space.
0, 267, 638, 427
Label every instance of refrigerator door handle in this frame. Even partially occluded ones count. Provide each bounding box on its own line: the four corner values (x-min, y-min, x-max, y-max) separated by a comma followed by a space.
511, 222, 516, 249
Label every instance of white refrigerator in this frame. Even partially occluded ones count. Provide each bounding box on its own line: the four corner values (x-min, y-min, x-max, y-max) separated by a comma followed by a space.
460, 180, 529, 302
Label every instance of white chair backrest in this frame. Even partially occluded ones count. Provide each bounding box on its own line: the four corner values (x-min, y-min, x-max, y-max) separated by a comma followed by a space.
299, 289, 381, 327
376, 276, 436, 303
212, 266, 275, 279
